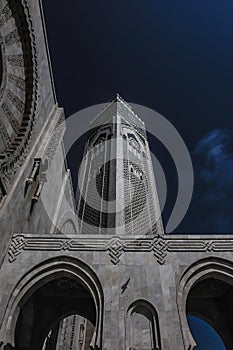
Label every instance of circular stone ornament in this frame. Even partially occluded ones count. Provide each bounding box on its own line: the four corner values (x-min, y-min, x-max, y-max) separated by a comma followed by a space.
0, 0, 38, 190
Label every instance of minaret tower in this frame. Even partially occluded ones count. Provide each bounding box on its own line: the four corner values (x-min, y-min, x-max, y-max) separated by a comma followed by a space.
78, 94, 164, 236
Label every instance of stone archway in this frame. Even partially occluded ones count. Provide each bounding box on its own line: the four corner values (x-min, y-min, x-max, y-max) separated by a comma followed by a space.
177, 257, 233, 350
0, 256, 103, 350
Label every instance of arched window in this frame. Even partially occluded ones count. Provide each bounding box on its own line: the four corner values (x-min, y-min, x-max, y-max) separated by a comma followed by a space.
93, 133, 107, 146
60, 219, 77, 234
126, 300, 161, 350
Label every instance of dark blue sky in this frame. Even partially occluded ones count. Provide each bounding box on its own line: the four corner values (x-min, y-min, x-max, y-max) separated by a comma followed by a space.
188, 316, 226, 349
42, 0, 233, 235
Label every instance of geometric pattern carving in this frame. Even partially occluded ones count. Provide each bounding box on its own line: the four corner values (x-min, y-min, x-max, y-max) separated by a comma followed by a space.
6, 90, 24, 113
8, 235, 26, 262
105, 238, 124, 264
4, 29, 20, 46
8, 73, 25, 91
7, 54, 24, 67
8, 234, 233, 265
0, 0, 38, 201
0, 120, 10, 148
0, 4, 12, 29
1, 102, 20, 134
151, 237, 168, 264
45, 110, 65, 166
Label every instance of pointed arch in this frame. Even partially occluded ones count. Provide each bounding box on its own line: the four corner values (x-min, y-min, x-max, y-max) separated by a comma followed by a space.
177, 257, 233, 349
0, 256, 103, 349
55, 210, 79, 234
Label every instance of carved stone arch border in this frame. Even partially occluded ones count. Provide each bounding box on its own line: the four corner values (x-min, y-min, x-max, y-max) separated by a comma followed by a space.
125, 298, 162, 350
177, 256, 233, 350
55, 210, 79, 234
0, 0, 38, 194
0, 256, 104, 349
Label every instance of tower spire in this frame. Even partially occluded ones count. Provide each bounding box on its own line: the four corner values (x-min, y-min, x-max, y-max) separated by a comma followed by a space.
78, 96, 164, 236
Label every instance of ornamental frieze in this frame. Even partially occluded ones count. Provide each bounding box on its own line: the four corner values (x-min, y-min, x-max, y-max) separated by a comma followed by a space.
8, 234, 233, 265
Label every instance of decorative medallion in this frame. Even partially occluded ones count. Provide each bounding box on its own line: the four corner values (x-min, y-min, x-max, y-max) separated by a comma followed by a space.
0, 0, 38, 200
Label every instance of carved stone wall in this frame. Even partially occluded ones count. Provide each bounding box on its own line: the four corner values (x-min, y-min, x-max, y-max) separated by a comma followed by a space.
0, 0, 38, 193
1, 234, 233, 349
0, 1, 75, 264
